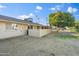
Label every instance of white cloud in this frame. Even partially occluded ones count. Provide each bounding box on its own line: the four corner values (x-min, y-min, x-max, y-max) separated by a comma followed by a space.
17, 13, 34, 20
50, 5, 61, 11
0, 4, 6, 11
73, 8, 78, 12
17, 15, 29, 20
67, 7, 73, 13
50, 8, 55, 11
36, 6, 43, 10
35, 10, 39, 12
55, 5, 61, 11
0, 4, 6, 9
29, 13, 34, 16
67, 7, 78, 13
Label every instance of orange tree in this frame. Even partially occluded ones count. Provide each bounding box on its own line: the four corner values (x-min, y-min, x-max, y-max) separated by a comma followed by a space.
49, 11, 75, 30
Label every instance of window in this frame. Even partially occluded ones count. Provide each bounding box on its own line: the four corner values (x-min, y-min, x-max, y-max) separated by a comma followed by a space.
29, 25, 33, 29
31, 25, 33, 29
41, 27, 44, 29
37, 26, 40, 29
12, 24, 17, 30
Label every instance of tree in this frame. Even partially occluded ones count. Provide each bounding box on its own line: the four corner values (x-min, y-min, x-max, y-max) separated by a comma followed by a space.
35, 15, 40, 23
75, 22, 79, 32
49, 11, 75, 29
24, 18, 33, 22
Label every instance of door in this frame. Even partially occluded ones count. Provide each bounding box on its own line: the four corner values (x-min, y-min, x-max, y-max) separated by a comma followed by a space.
27, 29, 28, 35
27, 26, 30, 35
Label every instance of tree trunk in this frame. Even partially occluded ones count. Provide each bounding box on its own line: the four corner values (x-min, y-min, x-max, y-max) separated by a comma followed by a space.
57, 27, 61, 32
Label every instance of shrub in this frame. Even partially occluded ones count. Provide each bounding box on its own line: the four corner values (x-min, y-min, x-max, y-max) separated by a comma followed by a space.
75, 24, 79, 32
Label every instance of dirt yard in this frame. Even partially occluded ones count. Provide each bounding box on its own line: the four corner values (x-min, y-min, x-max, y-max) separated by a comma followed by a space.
0, 32, 79, 56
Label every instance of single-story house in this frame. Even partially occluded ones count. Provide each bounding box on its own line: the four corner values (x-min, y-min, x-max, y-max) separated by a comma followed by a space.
0, 15, 52, 39
28, 23, 52, 37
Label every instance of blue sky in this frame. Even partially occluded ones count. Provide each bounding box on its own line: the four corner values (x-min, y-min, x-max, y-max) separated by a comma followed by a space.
0, 3, 79, 25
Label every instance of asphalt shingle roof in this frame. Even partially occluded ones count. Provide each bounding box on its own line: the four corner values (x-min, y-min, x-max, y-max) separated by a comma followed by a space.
0, 15, 44, 26
0, 15, 51, 27
0, 15, 22, 22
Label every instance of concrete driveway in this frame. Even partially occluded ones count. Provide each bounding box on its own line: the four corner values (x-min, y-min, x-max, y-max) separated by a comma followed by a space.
0, 32, 79, 56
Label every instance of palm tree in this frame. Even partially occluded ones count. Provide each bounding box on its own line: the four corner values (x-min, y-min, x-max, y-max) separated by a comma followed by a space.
46, 17, 49, 26
35, 15, 40, 23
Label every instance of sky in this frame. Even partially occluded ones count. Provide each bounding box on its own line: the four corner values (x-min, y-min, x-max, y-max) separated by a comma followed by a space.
0, 3, 79, 25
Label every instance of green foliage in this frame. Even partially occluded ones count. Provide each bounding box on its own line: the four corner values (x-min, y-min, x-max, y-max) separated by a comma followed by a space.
69, 27, 76, 32
49, 11, 75, 28
75, 23, 79, 32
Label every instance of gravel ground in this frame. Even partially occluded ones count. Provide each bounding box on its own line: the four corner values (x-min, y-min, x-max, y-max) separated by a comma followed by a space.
0, 32, 79, 56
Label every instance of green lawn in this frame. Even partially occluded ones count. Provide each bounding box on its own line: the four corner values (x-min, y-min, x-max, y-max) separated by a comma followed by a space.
51, 32, 79, 40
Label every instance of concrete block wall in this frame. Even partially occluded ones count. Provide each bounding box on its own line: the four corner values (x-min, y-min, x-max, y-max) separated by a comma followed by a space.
0, 28, 52, 39
40, 29, 52, 37
29, 29, 52, 37
28, 29, 40, 37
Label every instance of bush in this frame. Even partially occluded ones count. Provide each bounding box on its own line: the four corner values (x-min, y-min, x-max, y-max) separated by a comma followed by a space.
75, 24, 79, 32
69, 27, 76, 32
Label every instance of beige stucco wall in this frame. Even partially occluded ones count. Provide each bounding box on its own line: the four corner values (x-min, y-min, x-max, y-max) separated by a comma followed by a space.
16, 24, 28, 31
0, 19, 28, 31
33, 25, 40, 29
0, 21, 6, 31
0, 30, 26, 39
29, 29, 52, 37
0, 20, 28, 39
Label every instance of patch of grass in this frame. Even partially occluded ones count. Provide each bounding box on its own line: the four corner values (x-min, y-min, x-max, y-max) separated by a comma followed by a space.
71, 33, 79, 39
55, 34, 79, 39
69, 27, 76, 32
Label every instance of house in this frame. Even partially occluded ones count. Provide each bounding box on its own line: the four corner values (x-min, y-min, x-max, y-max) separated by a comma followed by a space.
28, 23, 52, 37
0, 15, 51, 39
0, 15, 29, 39
23, 18, 52, 37
0, 15, 29, 31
